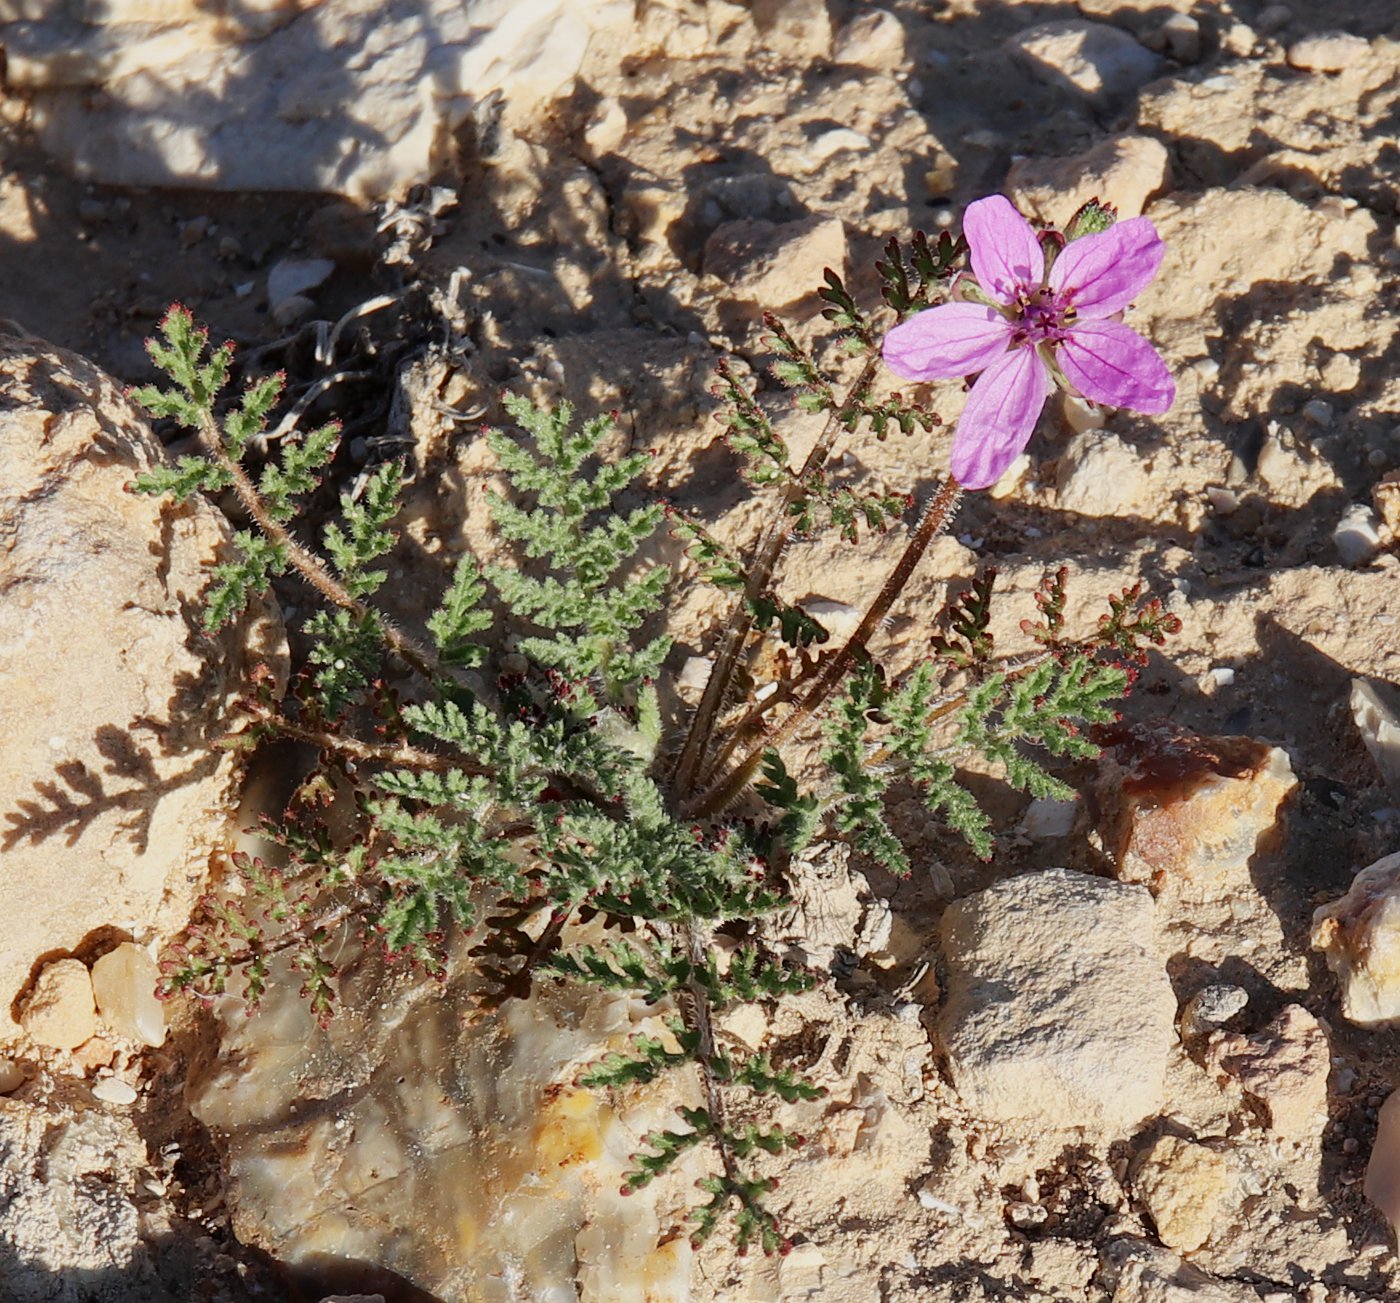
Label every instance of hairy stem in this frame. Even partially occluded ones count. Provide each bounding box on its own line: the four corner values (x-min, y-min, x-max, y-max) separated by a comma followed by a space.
681, 476, 963, 819
669, 355, 881, 799
254, 713, 474, 775
198, 409, 441, 680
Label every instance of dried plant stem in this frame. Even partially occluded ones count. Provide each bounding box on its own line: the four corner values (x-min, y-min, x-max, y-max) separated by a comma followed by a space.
670, 355, 881, 798
198, 410, 441, 681
682, 476, 964, 819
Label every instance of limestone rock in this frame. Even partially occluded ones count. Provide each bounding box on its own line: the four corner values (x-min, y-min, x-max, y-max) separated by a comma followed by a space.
1213, 1004, 1329, 1140
18, 959, 96, 1051
751, 0, 832, 60
1007, 21, 1163, 110
936, 868, 1175, 1131
1101, 1236, 1245, 1303
0, 1096, 172, 1302
1253, 424, 1342, 509
1132, 1135, 1241, 1254
1057, 430, 1153, 517
1007, 134, 1171, 225
1096, 723, 1297, 904
0, 329, 284, 1041
91, 943, 167, 1047
1286, 32, 1370, 73
1074, 0, 1196, 29
1372, 470, 1400, 539
832, 7, 903, 67
8, 0, 633, 196
702, 214, 847, 309
1311, 851, 1400, 1027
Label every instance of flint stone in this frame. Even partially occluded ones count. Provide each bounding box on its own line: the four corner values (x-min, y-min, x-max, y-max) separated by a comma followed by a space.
937, 868, 1175, 1130
1311, 851, 1400, 1027
9, 0, 632, 196
1096, 723, 1297, 904
0, 328, 285, 1040
1007, 21, 1164, 110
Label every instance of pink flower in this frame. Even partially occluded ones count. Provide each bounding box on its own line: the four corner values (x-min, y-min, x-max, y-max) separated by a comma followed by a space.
882, 195, 1175, 490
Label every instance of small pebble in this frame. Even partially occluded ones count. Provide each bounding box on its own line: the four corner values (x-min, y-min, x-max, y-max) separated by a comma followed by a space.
1334, 504, 1383, 566
1301, 399, 1334, 427
179, 215, 210, 247
0, 1058, 24, 1094
1257, 4, 1292, 34
1160, 13, 1201, 63
1181, 983, 1249, 1036
1206, 485, 1239, 515
92, 1077, 138, 1106
1007, 1201, 1049, 1230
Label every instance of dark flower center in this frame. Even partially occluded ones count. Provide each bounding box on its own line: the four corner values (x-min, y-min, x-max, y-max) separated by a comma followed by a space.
1012, 289, 1075, 347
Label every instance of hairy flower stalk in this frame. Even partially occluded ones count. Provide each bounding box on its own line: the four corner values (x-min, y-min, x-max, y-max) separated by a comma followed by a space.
682, 475, 963, 819
670, 354, 882, 799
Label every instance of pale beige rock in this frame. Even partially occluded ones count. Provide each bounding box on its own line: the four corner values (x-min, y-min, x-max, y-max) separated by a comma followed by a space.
1097, 723, 1298, 904
1057, 430, 1154, 517
1213, 1005, 1329, 1139
1286, 32, 1370, 73
1007, 21, 1163, 109
1311, 852, 1400, 1027
937, 869, 1175, 1131
1007, 135, 1171, 225
0, 330, 284, 1041
1102, 1236, 1244, 1302
832, 7, 903, 68
751, 0, 831, 60
702, 214, 848, 309
1134, 1135, 1241, 1254
90, 943, 167, 1047
12, 0, 633, 196
1373, 471, 1400, 539
1253, 424, 1342, 508
19, 959, 96, 1051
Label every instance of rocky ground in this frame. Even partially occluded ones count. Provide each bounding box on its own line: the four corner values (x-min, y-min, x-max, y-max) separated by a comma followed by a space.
3, 0, 1400, 1301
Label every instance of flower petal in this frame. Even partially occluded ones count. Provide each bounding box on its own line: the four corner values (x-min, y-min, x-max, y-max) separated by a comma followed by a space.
951, 345, 1050, 490
1058, 320, 1175, 413
1048, 217, 1165, 317
963, 194, 1044, 306
882, 303, 1014, 381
